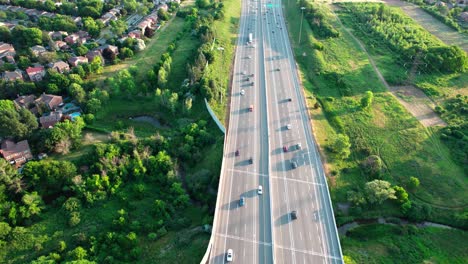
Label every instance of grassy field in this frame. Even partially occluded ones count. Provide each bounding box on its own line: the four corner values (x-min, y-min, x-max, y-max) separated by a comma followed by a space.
342, 224, 468, 263
204, 0, 242, 124
283, 1, 467, 217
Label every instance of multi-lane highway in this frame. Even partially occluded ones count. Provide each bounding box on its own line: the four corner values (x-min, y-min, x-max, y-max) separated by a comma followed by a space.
207, 0, 343, 263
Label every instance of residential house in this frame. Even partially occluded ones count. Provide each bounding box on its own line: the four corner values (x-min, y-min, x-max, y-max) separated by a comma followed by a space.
0, 139, 33, 168
54, 40, 69, 50
49, 31, 68, 40
64, 34, 79, 45
86, 50, 104, 65
14, 94, 36, 109
3, 70, 24, 82
461, 12, 468, 22
68, 56, 88, 67
98, 44, 119, 54
137, 19, 153, 34
39, 111, 63, 128
26, 66, 46, 82
35, 93, 63, 111
0, 42, 16, 59
457, 0, 467, 7
65, 33, 87, 45
31, 45, 46, 56
48, 60, 70, 73
128, 30, 142, 39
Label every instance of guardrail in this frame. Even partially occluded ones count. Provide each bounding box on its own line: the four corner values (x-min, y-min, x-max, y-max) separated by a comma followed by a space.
205, 98, 226, 134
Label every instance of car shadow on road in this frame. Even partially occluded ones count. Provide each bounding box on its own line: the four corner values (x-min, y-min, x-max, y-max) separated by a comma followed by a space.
212, 253, 225, 264
275, 213, 291, 226
241, 189, 258, 198
222, 200, 239, 211
235, 159, 252, 167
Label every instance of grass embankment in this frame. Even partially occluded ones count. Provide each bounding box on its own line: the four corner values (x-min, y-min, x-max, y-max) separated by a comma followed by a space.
283, 1, 466, 221
342, 224, 468, 263
204, 0, 242, 125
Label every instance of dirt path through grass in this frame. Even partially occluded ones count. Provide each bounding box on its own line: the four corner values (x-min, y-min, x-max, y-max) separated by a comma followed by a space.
331, 5, 447, 127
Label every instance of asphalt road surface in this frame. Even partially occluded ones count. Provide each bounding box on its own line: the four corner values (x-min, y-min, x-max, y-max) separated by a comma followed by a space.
208, 0, 343, 263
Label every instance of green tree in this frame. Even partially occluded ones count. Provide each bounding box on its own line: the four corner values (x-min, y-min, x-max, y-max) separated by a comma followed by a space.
361, 155, 383, 178
157, 8, 170, 21
69, 212, 81, 227
393, 185, 409, 204
20, 192, 44, 219
83, 17, 101, 37
0, 222, 12, 239
17, 56, 31, 70
364, 180, 396, 205
408, 176, 420, 190
109, 20, 128, 37
11, 26, 43, 48
195, 0, 210, 8
90, 56, 103, 74
157, 67, 168, 88
0, 26, 11, 42
22, 160, 77, 196
68, 83, 86, 104
329, 133, 351, 159
85, 98, 102, 114
0, 100, 38, 138
361, 91, 374, 109
75, 45, 89, 56
67, 246, 87, 260
119, 47, 134, 59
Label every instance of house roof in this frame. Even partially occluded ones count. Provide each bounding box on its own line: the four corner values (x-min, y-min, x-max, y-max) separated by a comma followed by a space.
3, 70, 23, 81
0, 140, 31, 159
26, 66, 45, 75
68, 56, 88, 64
39, 111, 63, 128
36, 93, 63, 109
49, 60, 69, 71
14, 94, 36, 107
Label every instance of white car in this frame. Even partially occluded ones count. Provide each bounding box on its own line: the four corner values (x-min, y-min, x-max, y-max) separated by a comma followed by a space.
258, 185, 263, 195
226, 249, 233, 262
287, 124, 292, 130
240, 89, 245, 96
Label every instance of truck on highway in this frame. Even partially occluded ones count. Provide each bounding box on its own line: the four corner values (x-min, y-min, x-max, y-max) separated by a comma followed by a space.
248, 33, 253, 44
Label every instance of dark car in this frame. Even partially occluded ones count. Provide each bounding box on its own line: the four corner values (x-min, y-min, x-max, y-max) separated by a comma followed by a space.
283, 146, 288, 152
239, 196, 245, 206
291, 161, 298, 169
291, 210, 297, 220
249, 157, 253, 164
235, 150, 240, 156
288, 98, 292, 102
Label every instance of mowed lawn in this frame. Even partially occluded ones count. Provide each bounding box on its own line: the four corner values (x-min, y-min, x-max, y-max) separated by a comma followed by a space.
283, 1, 467, 210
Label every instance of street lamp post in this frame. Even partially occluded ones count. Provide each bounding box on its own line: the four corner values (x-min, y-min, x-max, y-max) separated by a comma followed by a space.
298, 7, 306, 44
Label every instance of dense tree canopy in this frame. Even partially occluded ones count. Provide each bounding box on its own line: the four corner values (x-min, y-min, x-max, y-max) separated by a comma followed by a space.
0, 100, 38, 139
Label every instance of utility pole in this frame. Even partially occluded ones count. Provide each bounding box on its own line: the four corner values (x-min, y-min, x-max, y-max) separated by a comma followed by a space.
298, 7, 306, 44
